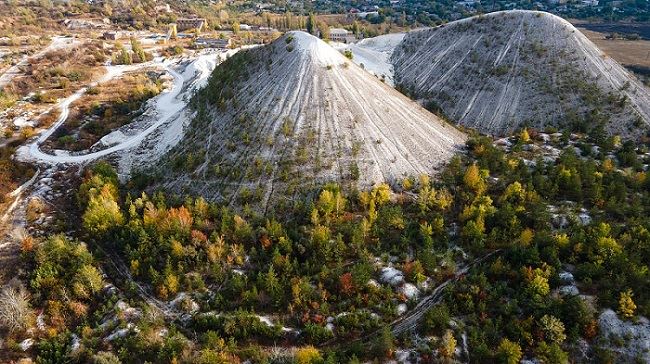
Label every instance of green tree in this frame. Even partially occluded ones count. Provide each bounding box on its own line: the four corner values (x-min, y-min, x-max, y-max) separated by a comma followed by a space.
497, 338, 522, 364
93, 351, 121, 364
130, 38, 146, 63
82, 186, 124, 235
295, 346, 323, 364
539, 315, 566, 344
536, 342, 569, 364
464, 163, 486, 195
36, 332, 72, 364
618, 289, 636, 319
439, 330, 457, 359
114, 47, 132, 65
373, 326, 395, 358
307, 13, 316, 34
318, 22, 330, 40
264, 265, 281, 301
422, 304, 450, 335
72, 264, 104, 299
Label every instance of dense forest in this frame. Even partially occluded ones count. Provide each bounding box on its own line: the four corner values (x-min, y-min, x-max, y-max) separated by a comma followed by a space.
3, 126, 650, 363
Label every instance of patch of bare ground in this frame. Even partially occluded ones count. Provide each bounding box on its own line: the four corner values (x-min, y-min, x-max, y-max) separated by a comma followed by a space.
8, 41, 106, 99
41, 69, 164, 152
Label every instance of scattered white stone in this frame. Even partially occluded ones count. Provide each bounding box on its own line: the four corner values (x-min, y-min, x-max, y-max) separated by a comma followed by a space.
106, 323, 139, 341
521, 359, 541, 364
380, 267, 405, 286
367, 279, 380, 288
418, 277, 432, 291
257, 315, 273, 327
495, 138, 512, 147
70, 334, 80, 352
522, 159, 536, 167
551, 213, 569, 229
400, 283, 420, 300
578, 211, 592, 225
13, 116, 35, 128
170, 292, 199, 313
36, 313, 46, 330
20, 338, 33, 351
103, 283, 118, 295
116, 300, 129, 311
539, 133, 550, 143
397, 303, 408, 315
114, 300, 143, 320
559, 271, 574, 283
543, 156, 556, 164
394, 349, 413, 363
558, 285, 579, 296
599, 309, 650, 363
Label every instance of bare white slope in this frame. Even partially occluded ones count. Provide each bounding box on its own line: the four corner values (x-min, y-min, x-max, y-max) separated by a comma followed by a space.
392, 10, 650, 137
335, 33, 405, 86
158, 31, 466, 208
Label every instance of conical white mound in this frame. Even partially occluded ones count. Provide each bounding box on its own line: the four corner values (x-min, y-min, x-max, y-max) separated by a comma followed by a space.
392, 10, 650, 138
156, 31, 466, 209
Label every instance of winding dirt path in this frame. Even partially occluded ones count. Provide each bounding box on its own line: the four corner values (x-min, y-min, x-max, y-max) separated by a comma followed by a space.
17, 61, 185, 165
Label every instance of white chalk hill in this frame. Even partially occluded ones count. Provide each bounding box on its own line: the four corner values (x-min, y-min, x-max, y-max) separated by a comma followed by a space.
392, 10, 650, 138
157, 31, 465, 209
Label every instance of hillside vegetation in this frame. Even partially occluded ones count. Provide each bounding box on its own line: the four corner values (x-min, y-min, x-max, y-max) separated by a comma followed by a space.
392, 10, 650, 139
152, 31, 465, 212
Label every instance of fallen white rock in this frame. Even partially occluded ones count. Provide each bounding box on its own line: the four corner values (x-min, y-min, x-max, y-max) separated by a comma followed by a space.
400, 283, 420, 300
20, 338, 33, 351
397, 303, 408, 315
599, 309, 650, 362
381, 267, 405, 286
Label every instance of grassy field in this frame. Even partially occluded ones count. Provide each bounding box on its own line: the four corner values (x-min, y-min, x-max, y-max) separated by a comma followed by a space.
573, 23, 650, 82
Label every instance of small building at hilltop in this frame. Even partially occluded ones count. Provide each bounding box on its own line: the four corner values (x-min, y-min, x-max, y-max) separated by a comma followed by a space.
329, 28, 356, 43
176, 18, 206, 33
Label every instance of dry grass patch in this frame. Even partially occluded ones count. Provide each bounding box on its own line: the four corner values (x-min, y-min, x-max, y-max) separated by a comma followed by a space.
44, 70, 164, 151
4, 41, 107, 102
579, 28, 650, 71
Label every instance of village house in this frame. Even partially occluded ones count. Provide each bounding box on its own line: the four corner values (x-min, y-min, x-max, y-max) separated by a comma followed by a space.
194, 37, 232, 49
176, 18, 206, 32
329, 28, 356, 43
